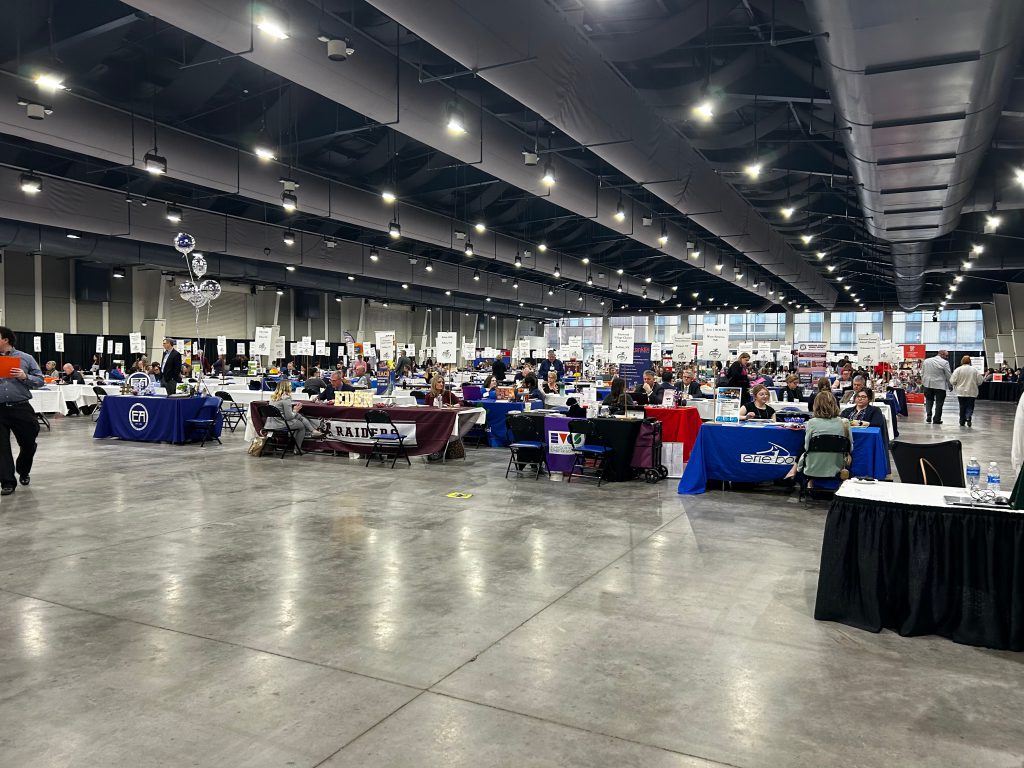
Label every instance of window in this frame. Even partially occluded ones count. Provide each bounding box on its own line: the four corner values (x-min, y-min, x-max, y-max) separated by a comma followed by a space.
653, 315, 680, 343
794, 311, 825, 342
544, 316, 602, 359
893, 309, 984, 350
829, 311, 883, 348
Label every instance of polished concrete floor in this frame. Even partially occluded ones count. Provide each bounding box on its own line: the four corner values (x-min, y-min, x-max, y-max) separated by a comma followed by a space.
1, 398, 1022, 767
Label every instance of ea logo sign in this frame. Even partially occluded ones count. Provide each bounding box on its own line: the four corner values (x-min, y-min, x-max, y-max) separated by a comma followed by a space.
128, 403, 149, 431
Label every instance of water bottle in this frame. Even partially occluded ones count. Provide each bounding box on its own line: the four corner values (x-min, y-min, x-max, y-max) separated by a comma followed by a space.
966, 457, 981, 489
986, 462, 1001, 493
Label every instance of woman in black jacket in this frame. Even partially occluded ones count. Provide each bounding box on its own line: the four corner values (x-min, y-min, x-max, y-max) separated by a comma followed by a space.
726, 352, 751, 404
840, 388, 887, 435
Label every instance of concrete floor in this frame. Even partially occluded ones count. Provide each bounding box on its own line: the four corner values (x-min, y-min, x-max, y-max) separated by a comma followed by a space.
1, 398, 1022, 767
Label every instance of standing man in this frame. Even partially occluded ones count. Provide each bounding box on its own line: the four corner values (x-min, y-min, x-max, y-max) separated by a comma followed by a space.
921, 349, 953, 424
491, 355, 507, 384
159, 338, 182, 395
537, 349, 565, 381
0, 327, 43, 495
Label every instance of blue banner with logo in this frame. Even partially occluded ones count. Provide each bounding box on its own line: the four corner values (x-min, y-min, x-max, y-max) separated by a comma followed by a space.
94, 395, 222, 443
618, 342, 652, 389
677, 423, 888, 494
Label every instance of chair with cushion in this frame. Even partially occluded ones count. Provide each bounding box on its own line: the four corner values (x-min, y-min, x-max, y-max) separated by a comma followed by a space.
461, 385, 483, 401
364, 409, 410, 468
798, 432, 851, 501
566, 418, 612, 487
410, 390, 426, 403
505, 412, 548, 479
256, 403, 299, 458
891, 439, 964, 487
90, 386, 108, 423
184, 398, 222, 447
215, 390, 248, 433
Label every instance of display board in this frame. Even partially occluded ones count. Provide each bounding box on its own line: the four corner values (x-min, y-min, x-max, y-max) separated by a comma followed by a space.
795, 341, 828, 389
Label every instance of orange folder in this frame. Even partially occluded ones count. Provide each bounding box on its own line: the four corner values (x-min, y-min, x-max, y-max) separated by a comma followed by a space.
0, 357, 19, 378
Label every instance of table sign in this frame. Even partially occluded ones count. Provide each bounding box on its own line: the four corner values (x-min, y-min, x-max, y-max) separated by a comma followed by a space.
858, 333, 880, 368
461, 342, 476, 361
375, 331, 395, 361
32, 336, 41, 352
273, 335, 286, 360
995, 352, 1005, 365
971, 356, 986, 374
672, 334, 693, 366
611, 327, 634, 364
701, 324, 728, 362
95, 336, 105, 354
54, 332, 64, 352
129, 332, 144, 353
336, 345, 345, 358
253, 327, 273, 356
315, 339, 328, 356
334, 390, 374, 407
114, 342, 123, 355
236, 342, 246, 355
106, 339, 114, 354
436, 331, 458, 364
756, 343, 772, 361
714, 387, 742, 423
216, 335, 227, 355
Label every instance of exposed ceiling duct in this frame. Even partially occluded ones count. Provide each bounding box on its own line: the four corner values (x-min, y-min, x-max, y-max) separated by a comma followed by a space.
803, 0, 1024, 309
118, 0, 817, 307
359, 0, 837, 309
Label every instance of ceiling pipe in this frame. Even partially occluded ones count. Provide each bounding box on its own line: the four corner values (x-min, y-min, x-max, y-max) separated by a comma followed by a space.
803, 0, 1024, 309
118, 0, 798, 307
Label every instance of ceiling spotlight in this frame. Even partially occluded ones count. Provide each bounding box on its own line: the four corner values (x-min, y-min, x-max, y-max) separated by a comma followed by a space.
658, 224, 668, 246
614, 200, 626, 222
425, 259, 433, 272
283, 230, 296, 246
381, 189, 396, 203
615, 267, 624, 275
388, 221, 401, 239
971, 244, 984, 256
616, 282, 623, 293
752, 281, 760, 289
485, 297, 491, 302
850, 292, 857, 298
1016, 168, 1024, 187
538, 243, 547, 252
512, 279, 519, 288
548, 287, 554, 296
836, 276, 844, 283
954, 274, 963, 282
691, 292, 699, 298
781, 206, 794, 219
165, 203, 182, 223
464, 241, 474, 257
143, 150, 167, 175
472, 269, 480, 281
800, 234, 814, 245
985, 214, 1002, 233
334, 294, 343, 302
642, 290, 648, 299
743, 162, 762, 179
578, 292, 584, 302
369, 247, 379, 262
644, 276, 652, 283
256, 11, 290, 39
553, 265, 561, 278
445, 289, 451, 296
474, 221, 486, 234
844, 285, 852, 292
827, 264, 836, 272
401, 282, 408, 290
514, 252, 523, 268
586, 273, 594, 286
275, 287, 285, 296
281, 190, 298, 212
734, 270, 743, 281
445, 103, 466, 135
962, 260, 972, 269
714, 257, 723, 272
255, 146, 276, 162
693, 99, 714, 122
382, 301, 389, 307
347, 274, 355, 281
65, 230, 80, 239
601, 299, 606, 306
112, 266, 126, 279
816, 251, 825, 260
19, 173, 42, 194
541, 162, 555, 187
33, 73, 66, 92
768, 288, 774, 296
285, 264, 296, 272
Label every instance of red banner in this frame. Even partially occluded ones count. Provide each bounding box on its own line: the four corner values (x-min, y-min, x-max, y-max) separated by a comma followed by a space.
902, 344, 926, 360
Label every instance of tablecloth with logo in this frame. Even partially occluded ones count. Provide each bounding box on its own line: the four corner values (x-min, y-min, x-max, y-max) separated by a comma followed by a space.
677, 423, 888, 495
93, 395, 223, 443
247, 401, 480, 456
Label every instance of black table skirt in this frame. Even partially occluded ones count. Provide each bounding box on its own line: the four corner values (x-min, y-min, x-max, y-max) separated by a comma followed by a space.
516, 413, 642, 482
979, 381, 1024, 402
815, 496, 1024, 650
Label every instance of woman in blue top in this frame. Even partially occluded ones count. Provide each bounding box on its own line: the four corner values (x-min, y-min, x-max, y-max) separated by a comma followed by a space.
481, 374, 499, 401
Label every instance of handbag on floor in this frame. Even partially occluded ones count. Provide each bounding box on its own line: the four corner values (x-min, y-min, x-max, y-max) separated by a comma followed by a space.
247, 436, 267, 456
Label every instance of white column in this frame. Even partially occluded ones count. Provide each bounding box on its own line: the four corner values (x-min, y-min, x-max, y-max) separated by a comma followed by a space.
101, 302, 110, 335
33, 252, 42, 330
68, 260, 78, 333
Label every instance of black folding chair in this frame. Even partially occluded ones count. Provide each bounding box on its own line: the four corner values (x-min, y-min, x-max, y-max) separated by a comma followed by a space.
365, 409, 410, 467
90, 386, 108, 422
505, 412, 548, 479
215, 390, 248, 433
891, 439, 964, 487
184, 398, 223, 447
256, 403, 300, 458
566, 419, 613, 486
798, 432, 851, 501
35, 411, 50, 431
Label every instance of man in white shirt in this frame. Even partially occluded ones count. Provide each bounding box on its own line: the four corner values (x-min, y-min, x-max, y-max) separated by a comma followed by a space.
920, 349, 952, 424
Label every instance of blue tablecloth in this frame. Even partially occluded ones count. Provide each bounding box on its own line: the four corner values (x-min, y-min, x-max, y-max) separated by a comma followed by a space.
678, 423, 888, 494
94, 395, 223, 444
468, 400, 526, 446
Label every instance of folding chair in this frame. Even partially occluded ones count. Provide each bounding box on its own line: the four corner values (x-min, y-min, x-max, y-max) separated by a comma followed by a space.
35, 411, 50, 431
365, 409, 411, 467
798, 432, 852, 502
566, 419, 612, 487
184, 398, 223, 447
505, 412, 548, 479
215, 390, 248, 433
256, 403, 300, 458
890, 439, 964, 486
90, 386, 108, 423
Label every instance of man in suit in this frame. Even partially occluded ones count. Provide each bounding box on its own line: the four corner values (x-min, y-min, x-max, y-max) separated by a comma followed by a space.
921, 349, 952, 424
633, 369, 667, 405
159, 338, 182, 395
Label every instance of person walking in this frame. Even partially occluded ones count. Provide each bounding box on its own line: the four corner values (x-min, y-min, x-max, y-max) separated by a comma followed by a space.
0, 327, 44, 495
921, 350, 953, 424
950, 355, 983, 427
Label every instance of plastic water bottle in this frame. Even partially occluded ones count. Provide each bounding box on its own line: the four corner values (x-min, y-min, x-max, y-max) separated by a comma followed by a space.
986, 462, 1001, 493
966, 457, 981, 489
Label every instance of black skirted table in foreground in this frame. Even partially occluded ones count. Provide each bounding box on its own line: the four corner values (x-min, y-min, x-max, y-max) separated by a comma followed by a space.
815, 481, 1024, 651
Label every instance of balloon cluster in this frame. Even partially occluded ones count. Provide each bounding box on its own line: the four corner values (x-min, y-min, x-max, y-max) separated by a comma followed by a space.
173, 232, 222, 308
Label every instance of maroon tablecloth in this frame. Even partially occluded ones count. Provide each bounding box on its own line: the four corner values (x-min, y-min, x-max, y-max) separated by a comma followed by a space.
248, 402, 471, 456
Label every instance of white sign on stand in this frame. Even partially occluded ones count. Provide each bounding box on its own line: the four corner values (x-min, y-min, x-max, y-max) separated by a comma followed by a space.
274, 336, 286, 361
54, 332, 64, 352
461, 342, 476, 361
971, 356, 986, 374
236, 342, 247, 356
106, 340, 113, 354
315, 339, 328, 356
32, 336, 40, 352
114, 342, 123, 356
701, 324, 729, 362
611, 328, 634, 364
857, 333, 880, 368
95, 336, 105, 354
216, 335, 227, 355
672, 334, 693, 366
129, 332, 144, 353
253, 327, 273, 356
996, 352, 1005, 366
374, 331, 395, 361
436, 332, 458, 364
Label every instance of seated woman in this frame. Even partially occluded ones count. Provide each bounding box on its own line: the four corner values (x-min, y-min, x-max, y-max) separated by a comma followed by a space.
811, 375, 835, 412
542, 370, 561, 395
840, 388, 887, 433
480, 374, 499, 401
108, 365, 126, 381
779, 374, 804, 403
42, 360, 59, 379
785, 389, 851, 482
516, 373, 545, 402
740, 384, 776, 420
424, 374, 461, 407
264, 380, 324, 452
601, 376, 635, 415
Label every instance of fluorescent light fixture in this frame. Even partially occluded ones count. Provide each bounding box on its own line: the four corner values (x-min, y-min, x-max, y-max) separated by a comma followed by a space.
800, 233, 813, 245
285, 264, 296, 272
541, 162, 555, 187
256, 13, 289, 40
165, 204, 182, 223
464, 241, 474, 257
34, 73, 65, 91
381, 189, 396, 203
388, 221, 401, 239
693, 100, 714, 122
281, 190, 297, 212
446, 103, 466, 135
255, 146, 276, 162
614, 200, 625, 222
781, 206, 794, 219
369, 247, 379, 262
282, 230, 296, 246
744, 162, 762, 179
19, 173, 42, 194
474, 221, 486, 233
143, 150, 167, 175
